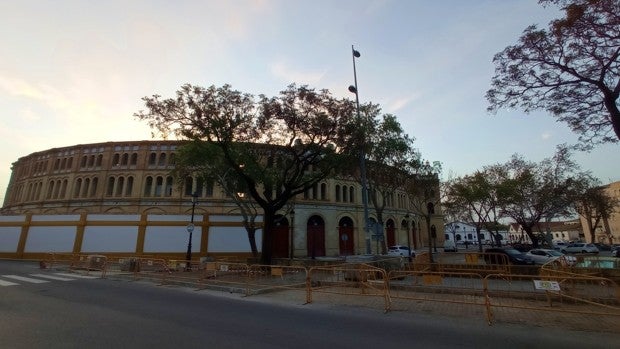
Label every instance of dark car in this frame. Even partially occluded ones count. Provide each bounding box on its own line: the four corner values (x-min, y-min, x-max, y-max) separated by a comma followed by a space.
484, 247, 535, 265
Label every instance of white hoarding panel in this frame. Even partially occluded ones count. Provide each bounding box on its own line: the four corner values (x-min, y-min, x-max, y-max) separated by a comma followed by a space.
144, 226, 201, 252
31, 215, 80, 222
82, 226, 138, 253
208, 226, 262, 252
25, 226, 76, 252
0, 227, 21, 252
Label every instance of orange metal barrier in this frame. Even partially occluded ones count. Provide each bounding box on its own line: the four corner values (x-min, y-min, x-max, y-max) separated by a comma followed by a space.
306, 264, 390, 313
245, 264, 308, 297
196, 261, 250, 292
484, 273, 620, 328
43, 253, 107, 278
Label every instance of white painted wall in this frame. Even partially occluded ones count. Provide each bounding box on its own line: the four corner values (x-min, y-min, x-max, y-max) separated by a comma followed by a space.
25, 226, 76, 252
82, 226, 138, 253
0, 227, 21, 252
144, 226, 200, 253
208, 226, 262, 252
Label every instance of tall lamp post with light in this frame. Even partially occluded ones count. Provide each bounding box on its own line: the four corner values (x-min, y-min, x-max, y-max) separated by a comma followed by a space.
185, 192, 198, 271
348, 45, 372, 255
405, 213, 412, 262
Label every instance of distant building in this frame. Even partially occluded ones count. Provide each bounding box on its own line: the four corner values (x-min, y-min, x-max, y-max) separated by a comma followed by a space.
507, 220, 582, 245
444, 221, 509, 246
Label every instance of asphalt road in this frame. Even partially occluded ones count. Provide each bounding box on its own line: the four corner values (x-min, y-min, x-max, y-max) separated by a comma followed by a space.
1, 260, 618, 349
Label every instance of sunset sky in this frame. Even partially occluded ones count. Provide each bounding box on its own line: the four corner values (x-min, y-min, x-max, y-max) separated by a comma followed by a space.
1, 0, 618, 203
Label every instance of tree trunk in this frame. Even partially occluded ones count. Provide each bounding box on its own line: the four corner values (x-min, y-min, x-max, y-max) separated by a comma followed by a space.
260, 209, 276, 265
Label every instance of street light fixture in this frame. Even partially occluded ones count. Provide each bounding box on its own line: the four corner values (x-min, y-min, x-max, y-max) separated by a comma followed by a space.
348, 45, 371, 255
405, 213, 412, 262
185, 192, 198, 271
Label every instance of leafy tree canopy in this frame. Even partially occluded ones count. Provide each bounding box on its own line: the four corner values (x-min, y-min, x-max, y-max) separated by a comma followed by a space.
487, 0, 620, 146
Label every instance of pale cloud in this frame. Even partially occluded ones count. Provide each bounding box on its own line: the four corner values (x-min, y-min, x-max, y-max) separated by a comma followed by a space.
541, 132, 552, 140
270, 61, 326, 85
386, 94, 420, 113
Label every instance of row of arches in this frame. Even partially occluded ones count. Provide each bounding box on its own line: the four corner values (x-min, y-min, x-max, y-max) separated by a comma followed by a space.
269, 215, 427, 258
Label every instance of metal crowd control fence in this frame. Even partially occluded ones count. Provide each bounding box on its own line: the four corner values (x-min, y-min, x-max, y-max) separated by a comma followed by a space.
245, 264, 308, 297
196, 261, 250, 292
483, 273, 620, 329
306, 264, 390, 313
436, 252, 511, 274
123, 257, 170, 284
43, 253, 108, 278
387, 270, 487, 319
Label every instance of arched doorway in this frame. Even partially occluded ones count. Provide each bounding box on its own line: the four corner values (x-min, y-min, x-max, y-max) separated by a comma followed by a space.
272, 215, 289, 258
307, 215, 325, 258
338, 216, 354, 256
386, 219, 395, 247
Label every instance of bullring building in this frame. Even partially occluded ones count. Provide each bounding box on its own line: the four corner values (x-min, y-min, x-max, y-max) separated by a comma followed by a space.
0, 140, 444, 261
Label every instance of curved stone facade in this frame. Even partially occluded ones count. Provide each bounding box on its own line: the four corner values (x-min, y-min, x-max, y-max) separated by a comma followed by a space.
1, 140, 444, 258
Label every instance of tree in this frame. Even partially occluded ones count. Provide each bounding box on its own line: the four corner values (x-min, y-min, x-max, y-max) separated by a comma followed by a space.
573, 175, 619, 243
495, 147, 581, 247
358, 107, 421, 253
487, 0, 620, 145
444, 169, 501, 252
173, 141, 262, 258
406, 161, 443, 262
136, 84, 357, 264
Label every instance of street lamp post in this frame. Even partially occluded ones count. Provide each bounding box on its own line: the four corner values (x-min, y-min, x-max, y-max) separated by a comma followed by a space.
289, 209, 295, 260
185, 192, 198, 271
405, 213, 412, 262
348, 45, 371, 255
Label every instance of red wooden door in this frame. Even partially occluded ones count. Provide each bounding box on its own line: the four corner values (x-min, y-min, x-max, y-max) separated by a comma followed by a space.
307, 216, 325, 258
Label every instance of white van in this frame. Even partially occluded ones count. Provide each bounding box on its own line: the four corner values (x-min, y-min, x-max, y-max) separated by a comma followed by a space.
444, 240, 457, 252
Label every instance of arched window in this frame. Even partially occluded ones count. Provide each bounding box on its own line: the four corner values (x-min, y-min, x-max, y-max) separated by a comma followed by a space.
116, 177, 125, 196
67, 157, 73, 169
427, 202, 435, 214
165, 176, 173, 196
96, 154, 103, 167
205, 178, 214, 197
155, 176, 163, 196
121, 153, 129, 166
148, 153, 157, 166
60, 158, 67, 170
54, 159, 60, 170
158, 153, 166, 166
83, 178, 91, 198
81, 156, 87, 168
106, 177, 115, 196
46, 181, 54, 199
74, 178, 82, 198
169, 153, 176, 166
342, 185, 348, 202
60, 180, 67, 198
112, 153, 120, 166
335, 185, 341, 202
184, 177, 193, 196
130, 153, 138, 166
90, 177, 98, 197
125, 176, 133, 196
349, 186, 355, 203
143, 176, 152, 196
320, 183, 327, 200
88, 155, 95, 167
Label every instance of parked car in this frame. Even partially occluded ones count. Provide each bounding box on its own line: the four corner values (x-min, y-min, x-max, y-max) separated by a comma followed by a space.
611, 245, 619, 257
524, 249, 576, 265
593, 243, 611, 251
484, 247, 535, 265
387, 245, 415, 257
561, 243, 599, 254
552, 242, 568, 251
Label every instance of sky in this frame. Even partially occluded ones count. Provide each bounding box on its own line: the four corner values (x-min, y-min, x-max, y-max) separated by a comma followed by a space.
1, 0, 619, 203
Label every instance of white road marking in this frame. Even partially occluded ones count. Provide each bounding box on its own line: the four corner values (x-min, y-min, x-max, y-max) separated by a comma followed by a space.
53, 272, 99, 279
0, 279, 19, 286
2, 275, 49, 284
30, 273, 76, 281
